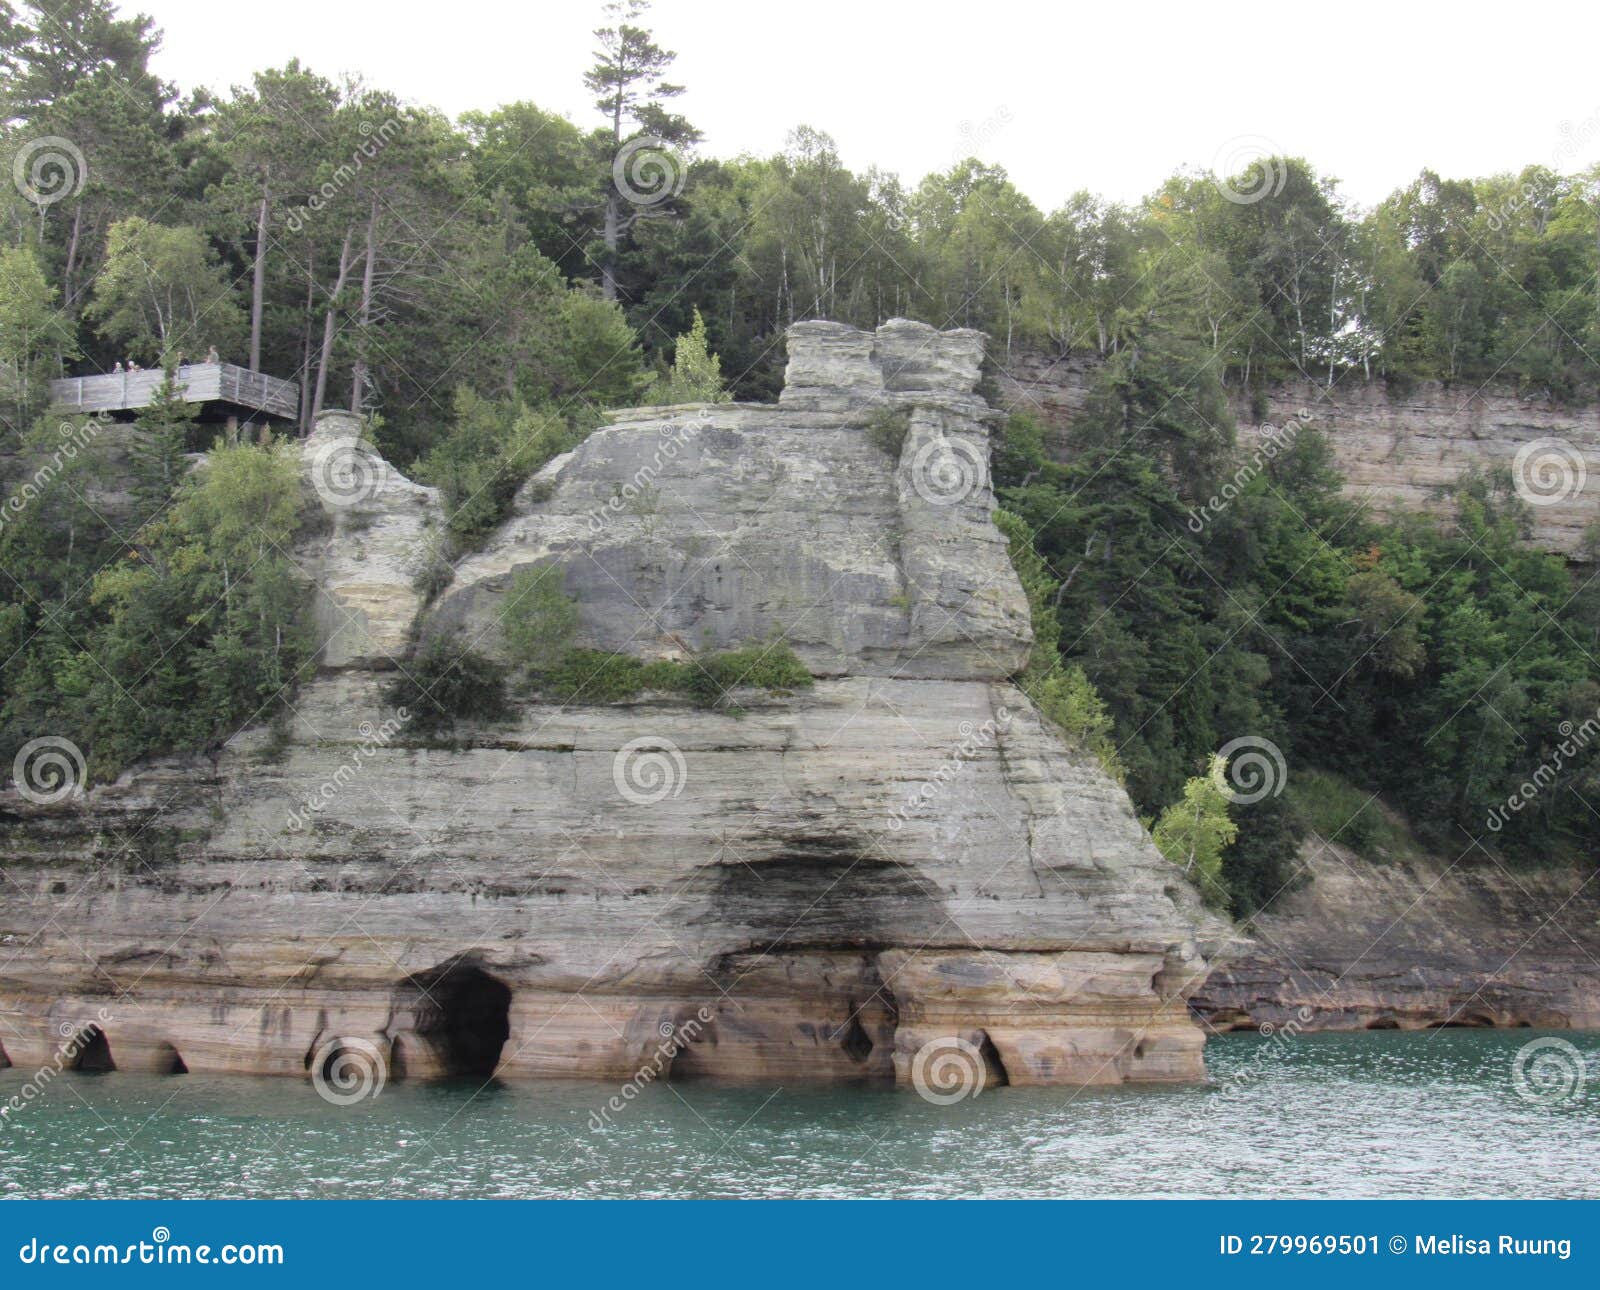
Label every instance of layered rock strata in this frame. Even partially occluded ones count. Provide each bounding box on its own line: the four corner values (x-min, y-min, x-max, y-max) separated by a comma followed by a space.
0, 320, 1216, 1090
1190, 839, 1600, 1032
992, 350, 1600, 558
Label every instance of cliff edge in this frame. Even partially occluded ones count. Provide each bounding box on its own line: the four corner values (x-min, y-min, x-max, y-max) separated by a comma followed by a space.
0, 320, 1218, 1091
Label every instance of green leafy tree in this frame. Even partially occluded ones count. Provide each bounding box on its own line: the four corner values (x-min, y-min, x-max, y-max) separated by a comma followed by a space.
649, 307, 728, 404
1152, 756, 1239, 908
87, 218, 243, 364
0, 243, 75, 427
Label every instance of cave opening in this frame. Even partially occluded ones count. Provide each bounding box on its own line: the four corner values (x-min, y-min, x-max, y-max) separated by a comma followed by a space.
0, 1038, 10, 1069
398, 961, 512, 1079
839, 1013, 874, 1064
158, 1043, 189, 1074
69, 1025, 116, 1072
977, 1032, 1010, 1087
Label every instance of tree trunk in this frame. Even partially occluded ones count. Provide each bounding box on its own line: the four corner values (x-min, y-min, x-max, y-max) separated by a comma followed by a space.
350, 200, 378, 414
310, 229, 355, 426
298, 251, 315, 436
61, 205, 83, 310
249, 190, 270, 371
601, 191, 620, 302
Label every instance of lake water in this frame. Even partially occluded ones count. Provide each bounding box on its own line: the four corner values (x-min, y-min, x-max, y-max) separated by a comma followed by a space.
1, 1030, 1596, 1199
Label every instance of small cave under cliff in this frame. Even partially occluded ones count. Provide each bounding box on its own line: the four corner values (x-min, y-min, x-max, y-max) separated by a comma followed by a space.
69, 1025, 116, 1072
155, 1042, 189, 1074
0, 1037, 10, 1068
393, 960, 512, 1079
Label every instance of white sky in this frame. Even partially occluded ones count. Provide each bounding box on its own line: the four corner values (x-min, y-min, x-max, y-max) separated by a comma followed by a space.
137, 0, 1600, 210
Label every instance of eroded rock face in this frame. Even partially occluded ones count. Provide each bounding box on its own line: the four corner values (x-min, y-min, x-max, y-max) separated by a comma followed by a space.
992, 352, 1600, 559
1191, 839, 1600, 1032
0, 321, 1216, 1091
429, 319, 1028, 679
298, 410, 444, 668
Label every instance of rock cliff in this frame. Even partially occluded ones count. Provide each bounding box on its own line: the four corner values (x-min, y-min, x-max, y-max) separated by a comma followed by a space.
992, 351, 1600, 558
1190, 838, 1600, 1031
0, 320, 1217, 1091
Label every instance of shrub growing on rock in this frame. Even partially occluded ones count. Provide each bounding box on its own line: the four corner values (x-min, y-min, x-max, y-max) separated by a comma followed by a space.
385, 633, 509, 736
865, 405, 911, 457
500, 565, 578, 671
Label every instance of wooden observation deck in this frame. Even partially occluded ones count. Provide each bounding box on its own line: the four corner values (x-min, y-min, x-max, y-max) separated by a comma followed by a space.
50, 363, 300, 423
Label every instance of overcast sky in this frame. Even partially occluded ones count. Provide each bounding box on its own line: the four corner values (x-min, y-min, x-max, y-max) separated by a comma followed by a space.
137, 0, 1600, 210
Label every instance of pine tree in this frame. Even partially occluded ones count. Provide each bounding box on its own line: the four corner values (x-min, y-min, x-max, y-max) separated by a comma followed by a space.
583, 0, 699, 301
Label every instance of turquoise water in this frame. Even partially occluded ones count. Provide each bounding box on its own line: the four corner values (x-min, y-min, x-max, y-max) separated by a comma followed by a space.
1, 1031, 1596, 1199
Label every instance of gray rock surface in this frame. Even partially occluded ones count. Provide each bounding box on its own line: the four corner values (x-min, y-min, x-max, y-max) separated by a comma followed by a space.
0, 322, 1216, 1090
1191, 838, 1600, 1031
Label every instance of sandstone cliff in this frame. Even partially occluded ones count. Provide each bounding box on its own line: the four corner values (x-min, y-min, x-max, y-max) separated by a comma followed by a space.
992, 351, 1600, 558
1190, 837, 1600, 1032
0, 321, 1217, 1091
